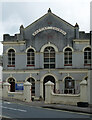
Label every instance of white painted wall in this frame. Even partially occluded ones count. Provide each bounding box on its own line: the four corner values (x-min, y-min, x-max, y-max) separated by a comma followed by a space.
45, 80, 88, 105
2, 81, 32, 102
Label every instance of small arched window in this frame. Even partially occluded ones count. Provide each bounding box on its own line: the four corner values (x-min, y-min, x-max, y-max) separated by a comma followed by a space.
8, 78, 15, 92
27, 77, 35, 96
44, 47, 55, 68
27, 49, 35, 66
84, 47, 91, 65
64, 48, 72, 66
64, 77, 75, 94
8, 49, 15, 66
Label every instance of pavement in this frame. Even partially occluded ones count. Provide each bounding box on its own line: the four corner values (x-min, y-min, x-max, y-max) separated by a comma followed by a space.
1, 97, 92, 115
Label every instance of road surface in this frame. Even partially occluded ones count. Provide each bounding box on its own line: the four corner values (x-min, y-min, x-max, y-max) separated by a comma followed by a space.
0, 101, 91, 119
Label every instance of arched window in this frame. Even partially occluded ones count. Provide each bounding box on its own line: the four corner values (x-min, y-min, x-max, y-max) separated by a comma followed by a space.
8, 49, 15, 66
27, 49, 35, 66
64, 77, 75, 94
44, 47, 55, 68
64, 48, 72, 66
8, 78, 15, 92
84, 47, 91, 65
27, 77, 35, 96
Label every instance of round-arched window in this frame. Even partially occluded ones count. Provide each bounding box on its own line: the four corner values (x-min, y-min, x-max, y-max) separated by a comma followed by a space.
8, 49, 15, 66
64, 77, 75, 94
64, 48, 72, 66
27, 49, 35, 66
84, 47, 91, 65
44, 47, 55, 68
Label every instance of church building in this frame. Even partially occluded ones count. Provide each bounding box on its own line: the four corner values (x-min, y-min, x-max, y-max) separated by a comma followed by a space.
2, 9, 91, 99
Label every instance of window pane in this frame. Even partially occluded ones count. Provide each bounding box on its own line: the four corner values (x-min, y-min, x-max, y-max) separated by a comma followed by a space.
65, 61, 68, 64
44, 53, 49, 57
50, 64, 55, 68
44, 64, 49, 68
44, 58, 49, 62
50, 53, 55, 57
50, 58, 55, 62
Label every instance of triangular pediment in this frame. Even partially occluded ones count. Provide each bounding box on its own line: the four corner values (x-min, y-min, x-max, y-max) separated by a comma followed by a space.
24, 9, 75, 37
25, 10, 74, 30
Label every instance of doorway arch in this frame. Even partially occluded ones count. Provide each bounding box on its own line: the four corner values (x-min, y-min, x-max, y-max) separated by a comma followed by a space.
43, 75, 55, 100
8, 78, 15, 92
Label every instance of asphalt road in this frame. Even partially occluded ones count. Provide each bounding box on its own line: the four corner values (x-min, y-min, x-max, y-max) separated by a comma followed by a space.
0, 101, 91, 119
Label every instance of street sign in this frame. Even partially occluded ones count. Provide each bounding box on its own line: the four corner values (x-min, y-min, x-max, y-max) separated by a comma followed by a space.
15, 83, 24, 90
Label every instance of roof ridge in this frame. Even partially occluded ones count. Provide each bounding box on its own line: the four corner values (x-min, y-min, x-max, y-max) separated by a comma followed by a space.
51, 12, 74, 28
25, 13, 48, 29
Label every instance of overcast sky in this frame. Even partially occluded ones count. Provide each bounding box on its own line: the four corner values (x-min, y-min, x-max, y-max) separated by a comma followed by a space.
0, 0, 91, 55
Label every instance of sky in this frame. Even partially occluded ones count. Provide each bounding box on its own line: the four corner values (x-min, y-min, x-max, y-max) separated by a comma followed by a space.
0, 0, 91, 55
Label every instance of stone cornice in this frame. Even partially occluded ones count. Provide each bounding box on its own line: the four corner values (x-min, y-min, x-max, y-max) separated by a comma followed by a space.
59, 69, 88, 73
3, 70, 39, 74
2, 41, 25, 45
73, 39, 90, 44
3, 69, 88, 74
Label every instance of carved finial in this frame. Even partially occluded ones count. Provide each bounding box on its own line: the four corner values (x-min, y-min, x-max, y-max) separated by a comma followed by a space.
67, 44, 69, 47
10, 74, 12, 77
20, 25, 24, 28
48, 8, 51, 13
68, 73, 70, 76
48, 42, 51, 45
75, 23, 79, 27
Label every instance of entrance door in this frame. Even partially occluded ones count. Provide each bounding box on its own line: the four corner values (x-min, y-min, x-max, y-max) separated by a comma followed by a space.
43, 75, 55, 100
8, 78, 15, 92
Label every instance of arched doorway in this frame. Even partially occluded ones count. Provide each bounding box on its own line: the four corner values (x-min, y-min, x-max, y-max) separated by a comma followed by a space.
43, 75, 55, 100
8, 78, 15, 92
27, 77, 35, 96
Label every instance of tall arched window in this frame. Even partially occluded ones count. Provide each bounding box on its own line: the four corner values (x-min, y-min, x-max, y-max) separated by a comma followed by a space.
44, 47, 55, 68
84, 47, 91, 65
8, 49, 15, 66
64, 48, 72, 66
27, 49, 35, 66
27, 77, 35, 96
64, 77, 75, 94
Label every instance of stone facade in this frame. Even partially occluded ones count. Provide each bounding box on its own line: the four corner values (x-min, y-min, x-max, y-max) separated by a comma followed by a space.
2, 9, 91, 99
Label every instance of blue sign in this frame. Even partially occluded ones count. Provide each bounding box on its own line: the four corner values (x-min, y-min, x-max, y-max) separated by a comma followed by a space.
15, 83, 24, 90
